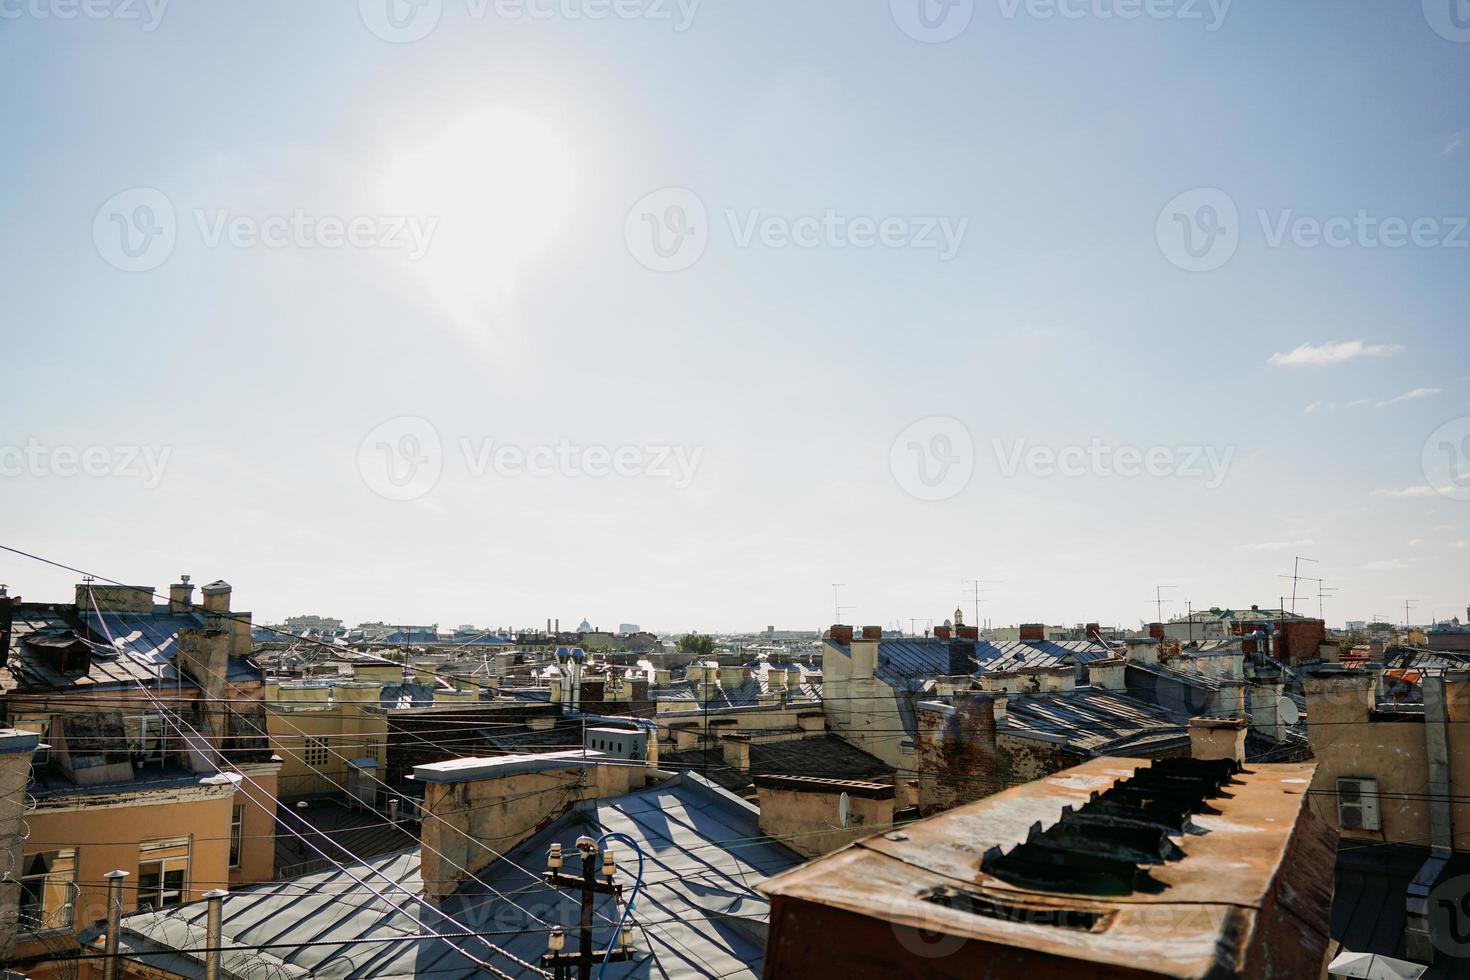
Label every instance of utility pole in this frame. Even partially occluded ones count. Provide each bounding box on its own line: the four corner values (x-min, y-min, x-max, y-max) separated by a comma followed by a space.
542, 838, 633, 980
831, 584, 846, 624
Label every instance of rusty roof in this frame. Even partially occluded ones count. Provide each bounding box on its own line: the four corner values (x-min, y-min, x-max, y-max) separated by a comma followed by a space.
759, 756, 1335, 978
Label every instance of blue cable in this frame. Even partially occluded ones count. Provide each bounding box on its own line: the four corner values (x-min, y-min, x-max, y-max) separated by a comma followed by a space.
595, 830, 645, 980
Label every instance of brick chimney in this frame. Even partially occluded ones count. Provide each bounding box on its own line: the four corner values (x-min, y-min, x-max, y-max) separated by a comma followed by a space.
933, 624, 952, 641
861, 625, 882, 640
1188, 717, 1246, 764
169, 575, 194, 614
955, 625, 979, 641
1085, 623, 1102, 642
721, 733, 751, 773
829, 624, 853, 645
1019, 624, 1045, 642
1148, 622, 1166, 640
201, 580, 232, 614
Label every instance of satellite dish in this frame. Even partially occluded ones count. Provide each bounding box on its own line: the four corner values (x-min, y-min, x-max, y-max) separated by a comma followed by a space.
837, 792, 850, 829
1277, 697, 1300, 727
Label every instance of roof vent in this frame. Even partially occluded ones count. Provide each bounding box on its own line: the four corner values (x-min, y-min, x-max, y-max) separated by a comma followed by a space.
980, 757, 1240, 896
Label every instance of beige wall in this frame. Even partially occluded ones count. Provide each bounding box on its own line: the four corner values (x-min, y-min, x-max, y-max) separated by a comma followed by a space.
420, 762, 642, 898
1305, 671, 1430, 845
268, 694, 387, 799
755, 784, 894, 858
821, 641, 914, 773
19, 783, 236, 965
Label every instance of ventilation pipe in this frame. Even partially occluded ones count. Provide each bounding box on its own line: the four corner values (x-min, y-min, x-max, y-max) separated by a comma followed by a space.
1407, 672, 1453, 961
102, 870, 128, 980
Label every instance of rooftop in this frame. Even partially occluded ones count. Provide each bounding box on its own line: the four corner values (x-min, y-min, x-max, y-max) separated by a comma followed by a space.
114, 773, 803, 979
760, 756, 1334, 978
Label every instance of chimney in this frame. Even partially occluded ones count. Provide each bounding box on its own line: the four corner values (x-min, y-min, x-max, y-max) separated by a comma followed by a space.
0, 590, 13, 669
933, 624, 952, 641
1019, 624, 1045, 643
1188, 717, 1246, 764
1038, 667, 1075, 694
721, 734, 751, 773
955, 625, 979, 641
1148, 622, 1166, 641
947, 638, 975, 676
1247, 677, 1286, 743
992, 694, 1008, 724
1085, 623, 1101, 642
1087, 658, 1128, 692
850, 634, 878, 681
169, 575, 194, 614
861, 625, 882, 640
201, 580, 232, 614
1124, 638, 1159, 665
1212, 678, 1247, 719
829, 624, 854, 645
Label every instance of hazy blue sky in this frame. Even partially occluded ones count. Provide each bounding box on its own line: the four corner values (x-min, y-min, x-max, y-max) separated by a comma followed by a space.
2, 0, 1467, 632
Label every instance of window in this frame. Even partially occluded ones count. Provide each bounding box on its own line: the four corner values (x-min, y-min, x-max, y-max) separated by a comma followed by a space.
137, 837, 190, 910
303, 737, 329, 767
1336, 777, 1382, 832
18, 849, 76, 934
229, 804, 244, 869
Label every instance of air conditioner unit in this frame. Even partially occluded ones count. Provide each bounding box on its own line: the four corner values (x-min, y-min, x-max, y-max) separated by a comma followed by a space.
1337, 777, 1381, 832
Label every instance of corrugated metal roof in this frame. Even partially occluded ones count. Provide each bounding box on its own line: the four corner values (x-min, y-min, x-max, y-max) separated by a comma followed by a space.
1001, 688, 1187, 755
117, 773, 803, 979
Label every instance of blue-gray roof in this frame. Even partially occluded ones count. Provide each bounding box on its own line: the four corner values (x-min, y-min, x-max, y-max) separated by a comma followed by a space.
114, 774, 802, 979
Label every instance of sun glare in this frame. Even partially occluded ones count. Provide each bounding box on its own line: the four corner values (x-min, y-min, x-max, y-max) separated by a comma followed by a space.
381, 108, 576, 336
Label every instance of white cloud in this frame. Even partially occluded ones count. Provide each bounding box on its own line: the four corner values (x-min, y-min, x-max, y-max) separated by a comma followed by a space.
1360, 559, 1411, 571
1268, 340, 1405, 367
1375, 387, 1442, 407
1451, 541, 1470, 550
1443, 129, 1470, 158
1304, 401, 1334, 415
1407, 538, 1422, 546
1372, 485, 1442, 498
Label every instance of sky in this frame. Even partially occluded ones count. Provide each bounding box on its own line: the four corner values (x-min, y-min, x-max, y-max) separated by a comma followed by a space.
1, 0, 1468, 633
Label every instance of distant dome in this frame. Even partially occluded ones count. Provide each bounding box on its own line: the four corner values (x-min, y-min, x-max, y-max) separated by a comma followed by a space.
577, 618, 592, 631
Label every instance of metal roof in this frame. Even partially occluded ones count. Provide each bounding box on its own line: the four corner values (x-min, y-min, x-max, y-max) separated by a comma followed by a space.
1000, 688, 1189, 755
116, 773, 803, 979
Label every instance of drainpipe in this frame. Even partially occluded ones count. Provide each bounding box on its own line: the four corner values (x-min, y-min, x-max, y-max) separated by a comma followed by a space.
102, 870, 128, 980
204, 889, 228, 980
1407, 671, 1453, 961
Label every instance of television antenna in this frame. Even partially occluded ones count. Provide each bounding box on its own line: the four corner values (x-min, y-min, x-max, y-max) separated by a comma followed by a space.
1149, 585, 1177, 623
